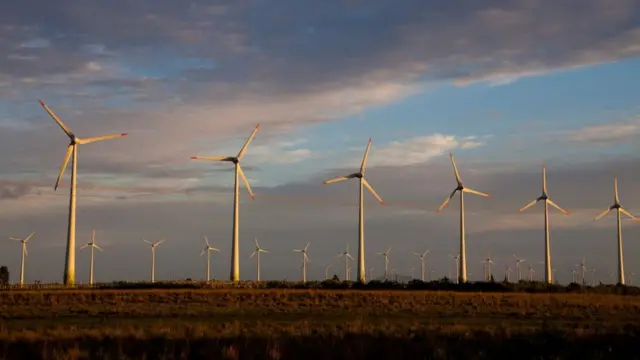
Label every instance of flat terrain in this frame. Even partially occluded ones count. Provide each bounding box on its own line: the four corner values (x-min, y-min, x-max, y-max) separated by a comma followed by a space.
1, 289, 639, 359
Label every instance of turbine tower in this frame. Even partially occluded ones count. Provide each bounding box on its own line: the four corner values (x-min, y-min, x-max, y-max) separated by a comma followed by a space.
323, 138, 385, 283
190, 124, 260, 281
293, 242, 310, 282
450, 254, 460, 283
336, 244, 355, 281
40, 100, 128, 285
527, 264, 535, 281
519, 166, 569, 284
200, 236, 220, 282
513, 255, 526, 281
9, 232, 35, 286
482, 252, 495, 281
576, 256, 588, 286
412, 249, 430, 281
377, 247, 392, 280
80, 230, 103, 286
593, 176, 639, 285
143, 239, 164, 283
324, 263, 332, 280
249, 237, 269, 281
437, 153, 491, 284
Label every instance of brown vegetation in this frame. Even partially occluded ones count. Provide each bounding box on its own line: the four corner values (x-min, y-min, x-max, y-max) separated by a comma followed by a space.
1, 289, 639, 359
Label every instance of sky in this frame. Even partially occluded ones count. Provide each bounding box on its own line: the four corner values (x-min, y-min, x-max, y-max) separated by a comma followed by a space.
1, 0, 640, 284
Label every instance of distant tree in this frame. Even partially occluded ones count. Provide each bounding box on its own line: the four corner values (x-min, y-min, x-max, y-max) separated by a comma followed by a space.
332, 274, 340, 281
490, 274, 495, 283
0, 266, 8, 285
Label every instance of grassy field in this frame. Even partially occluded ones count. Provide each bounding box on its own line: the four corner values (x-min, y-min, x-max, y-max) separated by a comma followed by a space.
1, 289, 639, 359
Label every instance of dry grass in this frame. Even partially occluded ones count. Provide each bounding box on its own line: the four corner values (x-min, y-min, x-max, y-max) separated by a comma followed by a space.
1, 289, 639, 359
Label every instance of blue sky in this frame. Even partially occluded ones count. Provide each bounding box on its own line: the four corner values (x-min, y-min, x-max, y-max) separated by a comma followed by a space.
1, 1, 640, 284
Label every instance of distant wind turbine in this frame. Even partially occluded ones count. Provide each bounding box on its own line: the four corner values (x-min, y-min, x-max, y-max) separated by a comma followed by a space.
593, 176, 639, 285
519, 166, 569, 284
504, 265, 512, 282
80, 230, 103, 285
40, 100, 128, 285
336, 244, 354, 281
200, 236, 220, 282
249, 237, 269, 281
429, 268, 436, 281
408, 267, 416, 279
412, 249, 430, 281
527, 264, 535, 281
191, 124, 260, 281
576, 256, 588, 286
513, 255, 526, 281
482, 252, 495, 281
9, 232, 35, 286
323, 138, 385, 283
450, 254, 460, 283
377, 247, 392, 280
293, 242, 310, 282
368, 267, 374, 280
591, 268, 598, 287
143, 239, 165, 283
324, 263, 332, 280
437, 153, 491, 284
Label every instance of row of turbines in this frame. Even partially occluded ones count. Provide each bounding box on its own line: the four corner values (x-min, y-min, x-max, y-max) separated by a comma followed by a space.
23, 101, 640, 286
7, 229, 628, 286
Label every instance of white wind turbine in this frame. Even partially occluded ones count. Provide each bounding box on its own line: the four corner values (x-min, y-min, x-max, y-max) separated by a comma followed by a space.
336, 244, 355, 281
40, 100, 128, 285
429, 268, 436, 281
323, 138, 385, 283
190, 124, 260, 281
591, 268, 598, 287
527, 264, 535, 281
576, 256, 588, 285
80, 230, 103, 285
593, 176, 639, 285
249, 237, 269, 281
324, 263, 332, 280
450, 254, 460, 283
368, 267, 374, 280
377, 247, 392, 280
482, 252, 495, 281
293, 242, 310, 282
200, 236, 220, 282
437, 153, 491, 284
513, 255, 526, 281
412, 249, 430, 281
519, 166, 569, 284
504, 265, 512, 282
9, 232, 35, 286
408, 267, 416, 279
142, 239, 165, 283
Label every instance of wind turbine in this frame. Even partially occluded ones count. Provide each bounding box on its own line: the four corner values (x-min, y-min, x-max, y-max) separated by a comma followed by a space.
336, 244, 354, 281
429, 268, 436, 281
519, 166, 569, 284
450, 254, 460, 283
200, 236, 220, 282
576, 256, 588, 286
377, 247, 392, 280
408, 267, 416, 279
513, 255, 526, 281
527, 264, 535, 281
412, 249, 430, 281
143, 239, 165, 283
323, 138, 385, 284
437, 153, 491, 284
482, 252, 495, 281
40, 100, 128, 285
504, 265, 512, 282
9, 232, 35, 286
249, 237, 269, 281
593, 176, 639, 285
571, 269, 577, 283
324, 263, 332, 280
591, 268, 598, 287
368, 267, 374, 281
293, 242, 310, 282
80, 230, 103, 285
190, 124, 260, 281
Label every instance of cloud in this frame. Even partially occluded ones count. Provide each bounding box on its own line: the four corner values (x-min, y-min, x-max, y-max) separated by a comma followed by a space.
564, 118, 640, 145
368, 134, 486, 167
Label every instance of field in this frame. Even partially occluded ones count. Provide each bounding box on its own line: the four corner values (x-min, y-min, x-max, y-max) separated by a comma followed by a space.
1, 287, 640, 359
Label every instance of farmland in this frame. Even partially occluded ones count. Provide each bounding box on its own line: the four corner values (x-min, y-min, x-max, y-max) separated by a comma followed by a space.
1, 287, 639, 359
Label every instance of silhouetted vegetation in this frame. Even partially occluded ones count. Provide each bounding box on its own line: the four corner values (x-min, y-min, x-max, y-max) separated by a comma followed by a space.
0, 266, 8, 285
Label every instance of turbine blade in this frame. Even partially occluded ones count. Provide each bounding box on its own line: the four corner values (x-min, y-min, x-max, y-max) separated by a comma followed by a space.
362, 178, 385, 205
200, 250, 206, 256
249, 251, 256, 259
261, 249, 270, 253
463, 187, 491, 197
95, 245, 104, 252
436, 188, 458, 213
92, 230, 96, 244
620, 207, 637, 220
254, 237, 259, 247
155, 239, 165, 246
39, 100, 74, 138
519, 199, 538, 212
323, 175, 351, 184
360, 137, 372, 175
76, 133, 128, 145
9, 238, 21, 241
593, 208, 611, 221
386, 247, 392, 254
547, 199, 569, 215
304, 253, 309, 262
237, 124, 260, 160
293, 249, 302, 252
190, 156, 231, 161
412, 252, 421, 256
304, 242, 310, 251
24, 232, 35, 242
237, 165, 255, 200
347, 254, 355, 260
80, 244, 89, 249
23, 246, 28, 256
54, 144, 73, 191
542, 165, 547, 194
450, 153, 462, 184
204, 235, 210, 247
211, 248, 220, 252
142, 239, 153, 245
336, 253, 344, 258
424, 249, 430, 256
614, 176, 620, 204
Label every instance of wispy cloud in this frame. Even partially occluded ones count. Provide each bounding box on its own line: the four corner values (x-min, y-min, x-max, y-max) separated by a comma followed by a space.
564, 118, 640, 145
